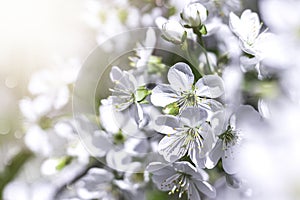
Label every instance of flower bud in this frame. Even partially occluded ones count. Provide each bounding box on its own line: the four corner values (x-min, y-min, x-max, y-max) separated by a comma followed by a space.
161, 20, 186, 45
181, 3, 208, 27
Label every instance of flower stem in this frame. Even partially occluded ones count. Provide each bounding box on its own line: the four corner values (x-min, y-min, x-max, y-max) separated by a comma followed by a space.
181, 40, 203, 78
193, 28, 214, 74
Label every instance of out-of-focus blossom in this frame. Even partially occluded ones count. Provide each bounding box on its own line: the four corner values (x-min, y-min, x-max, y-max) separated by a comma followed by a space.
198, 0, 241, 18
3, 180, 55, 200
236, 100, 300, 200
105, 149, 141, 172
208, 177, 253, 200
28, 59, 80, 110
75, 168, 116, 200
207, 105, 261, 174
147, 161, 216, 199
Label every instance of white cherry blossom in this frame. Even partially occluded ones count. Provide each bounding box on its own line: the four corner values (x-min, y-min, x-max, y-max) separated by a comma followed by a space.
109, 66, 151, 126
229, 9, 272, 60
206, 105, 262, 174
151, 62, 224, 114
181, 3, 208, 27
155, 107, 215, 168
147, 161, 216, 200
75, 168, 116, 200
161, 20, 187, 45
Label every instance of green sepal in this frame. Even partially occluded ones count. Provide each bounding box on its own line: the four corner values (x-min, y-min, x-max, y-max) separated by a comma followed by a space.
180, 12, 184, 20
135, 86, 151, 102
139, 99, 149, 104
182, 31, 187, 42
161, 34, 174, 44
56, 156, 73, 171
162, 102, 179, 115
200, 25, 207, 35
113, 129, 126, 145
184, 24, 192, 29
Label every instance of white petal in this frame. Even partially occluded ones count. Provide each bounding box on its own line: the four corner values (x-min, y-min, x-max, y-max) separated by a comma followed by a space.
240, 55, 259, 70
173, 161, 197, 174
162, 20, 186, 44
106, 149, 133, 171
144, 27, 156, 48
3, 181, 30, 200
194, 180, 216, 198
195, 75, 224, 98
99, 99, 126, 133
53, 86, 69, 110
110, 96, 132, 111
110, 66, 123, 82
155, 16, 167, 30
199, 99, 223, 112
190, 123, 215, 168
222, 141, 243, 175
110, 66, 137, 91
150, 84, 179, 107
229, 12, 243, 38
206, 140, 223, 169
168, 62, 194, 92
87, 168, 114, 182
252, 32, 274, 59
158, 135, 187, 162
191, 168, 209, 181
258, 98, 271, 118
146, 162, 174, 175
25, 126, 52, 156
188, 182, 201, 200
155, 115, 180, 135
146, 163, 177, 191
222, 146, 239, 175
33, 95, 53, 115
231, 105, 261, 130
240, 9, 260, 41
19, 98, 38, 121
124, 137, 149, 155
210, 110, 226, 135
199, 123, 215, 157
130, 103, 147, 128
92, 131, 112, 157
190, 151, 207, 169
180, 107, 208, 127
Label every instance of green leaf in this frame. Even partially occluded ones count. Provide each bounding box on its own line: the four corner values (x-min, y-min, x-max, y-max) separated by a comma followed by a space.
0, 150, 33, 198
163, 102, 179, 115
146, 190, 169, 200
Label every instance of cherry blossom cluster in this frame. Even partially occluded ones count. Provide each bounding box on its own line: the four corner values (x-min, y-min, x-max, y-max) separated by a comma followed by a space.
6, 1, 300, 200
